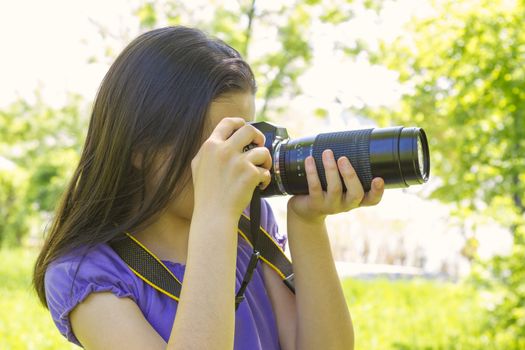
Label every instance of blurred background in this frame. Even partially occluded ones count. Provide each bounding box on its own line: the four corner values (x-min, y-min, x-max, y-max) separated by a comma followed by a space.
0, 0, 523, 349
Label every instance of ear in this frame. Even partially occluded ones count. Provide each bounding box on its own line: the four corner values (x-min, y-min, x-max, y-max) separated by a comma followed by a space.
131, 151, 143, 169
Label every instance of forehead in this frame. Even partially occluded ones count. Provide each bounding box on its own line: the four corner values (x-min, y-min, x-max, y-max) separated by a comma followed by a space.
207, 92, 256, 127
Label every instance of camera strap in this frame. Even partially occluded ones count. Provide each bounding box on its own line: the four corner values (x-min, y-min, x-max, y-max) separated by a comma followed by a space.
110, 190, 295, 310
234, 188, 262, 309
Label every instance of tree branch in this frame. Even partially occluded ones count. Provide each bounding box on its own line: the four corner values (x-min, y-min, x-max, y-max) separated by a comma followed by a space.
242, 0, 256, 59
258, 62, 287, 120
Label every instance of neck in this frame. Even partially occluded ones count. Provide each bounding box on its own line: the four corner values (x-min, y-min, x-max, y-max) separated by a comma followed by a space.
133, 211, 191, 264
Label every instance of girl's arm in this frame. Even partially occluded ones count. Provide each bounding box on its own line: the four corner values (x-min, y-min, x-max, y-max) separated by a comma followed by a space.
264, 149, 384, 350
286, 211, 354, 350
167, 209, 240, 349
70, 118, 272, 349
70, 210, 240, 350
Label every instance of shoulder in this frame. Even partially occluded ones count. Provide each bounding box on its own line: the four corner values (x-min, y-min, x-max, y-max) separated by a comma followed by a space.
45, 243, 138, 301
45, 243, 138, 345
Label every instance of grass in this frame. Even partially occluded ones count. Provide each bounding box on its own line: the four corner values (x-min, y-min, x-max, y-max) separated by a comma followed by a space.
0, 247, 505, 349
0, 248, 76, 350
342, 278, 495, 349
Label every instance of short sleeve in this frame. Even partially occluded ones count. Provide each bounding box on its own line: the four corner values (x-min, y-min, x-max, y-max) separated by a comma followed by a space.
261, 199, 287, 252
44, 244, 138, 346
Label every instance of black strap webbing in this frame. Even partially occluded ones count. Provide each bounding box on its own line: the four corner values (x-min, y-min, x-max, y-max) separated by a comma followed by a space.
110, 231, 183, 301
110, 198, 295, 309
234, 188, 261, 309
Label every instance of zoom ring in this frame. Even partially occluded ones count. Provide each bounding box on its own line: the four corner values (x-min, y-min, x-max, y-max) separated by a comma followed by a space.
312, 129, 374, 192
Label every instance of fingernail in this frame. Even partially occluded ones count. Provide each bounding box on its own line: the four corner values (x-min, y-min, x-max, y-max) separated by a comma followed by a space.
341, 157, 350, 169
374, 179, 383, 190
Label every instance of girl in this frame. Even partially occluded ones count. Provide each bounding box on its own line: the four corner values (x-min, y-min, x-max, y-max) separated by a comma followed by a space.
33, 26, 384, 350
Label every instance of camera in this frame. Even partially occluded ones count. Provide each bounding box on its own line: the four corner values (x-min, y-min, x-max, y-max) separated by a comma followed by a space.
249, 122, 430, 197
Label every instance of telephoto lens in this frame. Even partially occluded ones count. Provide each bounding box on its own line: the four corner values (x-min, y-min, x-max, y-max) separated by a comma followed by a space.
249, 122, 430, 197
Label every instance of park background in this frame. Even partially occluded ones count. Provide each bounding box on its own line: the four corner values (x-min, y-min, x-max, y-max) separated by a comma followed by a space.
0, 0, 523, 348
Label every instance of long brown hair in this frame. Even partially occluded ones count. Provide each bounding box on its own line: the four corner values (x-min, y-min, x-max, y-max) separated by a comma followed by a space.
33, 26, 256, 307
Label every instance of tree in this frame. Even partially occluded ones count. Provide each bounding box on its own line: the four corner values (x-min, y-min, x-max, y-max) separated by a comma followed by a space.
0, 93, 88, 246
135, 0, 318, 120
359, 0, 524, 346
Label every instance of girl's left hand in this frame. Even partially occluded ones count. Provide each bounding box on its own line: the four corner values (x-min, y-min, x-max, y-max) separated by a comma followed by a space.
288, 149, 385, 223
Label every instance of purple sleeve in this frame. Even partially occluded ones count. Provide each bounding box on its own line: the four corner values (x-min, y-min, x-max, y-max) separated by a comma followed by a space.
44, 245, 138, 346
261, 199, 287, 252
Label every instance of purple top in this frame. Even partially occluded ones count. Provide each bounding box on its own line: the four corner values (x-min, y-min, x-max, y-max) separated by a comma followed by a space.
45, 199, 287, 349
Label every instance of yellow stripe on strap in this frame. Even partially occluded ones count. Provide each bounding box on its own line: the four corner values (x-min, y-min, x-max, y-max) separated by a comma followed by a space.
237, 227, 287, 279
240, 212, 291, 264
127, 265, 180, 302
122, 214, 291, 301
124, 232, 183, 285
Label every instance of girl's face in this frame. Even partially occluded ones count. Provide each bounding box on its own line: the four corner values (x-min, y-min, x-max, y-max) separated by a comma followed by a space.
166, 91, 256, 219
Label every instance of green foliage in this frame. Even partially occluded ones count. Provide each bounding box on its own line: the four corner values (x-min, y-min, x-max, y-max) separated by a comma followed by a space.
470, 226, 525, 348
0, 93, 88, 247
0, 167, 29, 246
1, 247, 512, 350
363, 0, 524, 224
135, 2, 157, 28
0, 248, 77, 349
342, 278, 512, 349
319, 0, 355, 24
358, 0, 525, 344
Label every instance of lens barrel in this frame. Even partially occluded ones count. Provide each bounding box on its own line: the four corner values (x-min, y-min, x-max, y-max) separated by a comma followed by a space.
369, 127, 430, 189
263, 126, 429, 197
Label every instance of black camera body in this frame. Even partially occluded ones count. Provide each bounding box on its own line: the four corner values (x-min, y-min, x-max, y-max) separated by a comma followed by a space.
249, 121, 430, 197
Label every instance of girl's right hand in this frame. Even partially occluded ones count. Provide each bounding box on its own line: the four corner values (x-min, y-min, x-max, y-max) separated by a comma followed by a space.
191, 117, 272, 218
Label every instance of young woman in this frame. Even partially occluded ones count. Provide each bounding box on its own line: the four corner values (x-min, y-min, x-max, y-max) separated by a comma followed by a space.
33, 26, 384, 349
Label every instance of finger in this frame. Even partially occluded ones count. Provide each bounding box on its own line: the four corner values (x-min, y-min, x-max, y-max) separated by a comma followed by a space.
337, 156, 365, 208
227, 124, 265, 150
210, 117, 246, 140
305, 156, 324, 201
244, 147, 272, 170
323, 150, 343, 202
257, 167, 272, 190
360, 177, 384, 207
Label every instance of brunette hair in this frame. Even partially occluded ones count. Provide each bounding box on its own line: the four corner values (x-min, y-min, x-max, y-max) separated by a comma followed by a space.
33, 26, 256, 306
